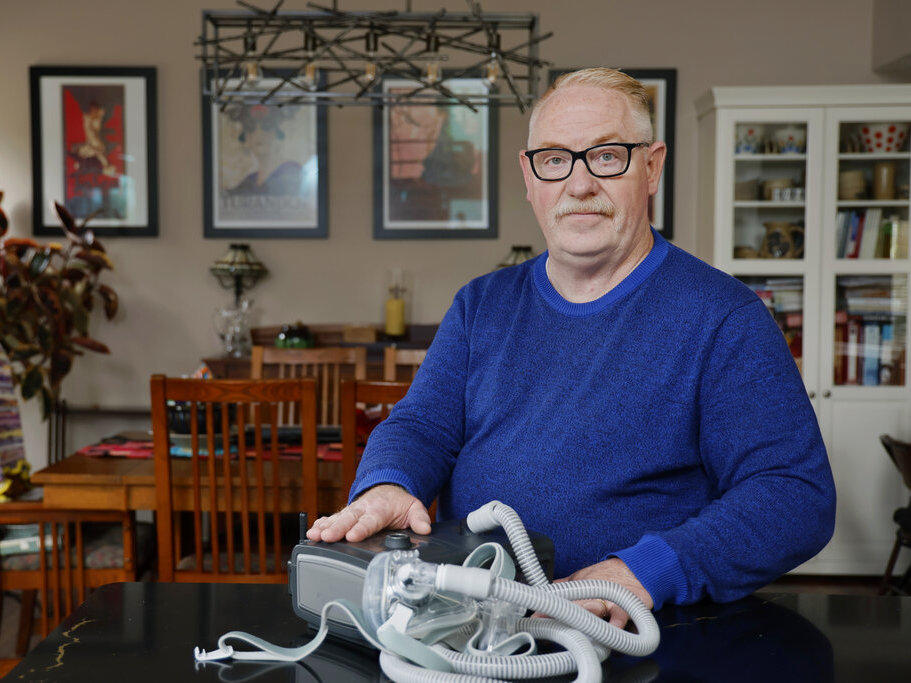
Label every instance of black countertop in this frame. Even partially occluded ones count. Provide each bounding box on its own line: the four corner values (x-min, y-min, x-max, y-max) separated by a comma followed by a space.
6, 582, 910, 682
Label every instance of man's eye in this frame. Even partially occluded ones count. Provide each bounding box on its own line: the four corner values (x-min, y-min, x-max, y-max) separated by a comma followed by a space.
543, 156, 566, 166
598, 152, 617, 162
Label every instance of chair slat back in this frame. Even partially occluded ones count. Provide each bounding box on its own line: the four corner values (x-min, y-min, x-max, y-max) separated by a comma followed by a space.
251, 346, 367, 427
881, 434, 911, 490
0, 506, 132, 639
340, 381, 411, 497
383, 347, 427, 382
150, 376, 318, 583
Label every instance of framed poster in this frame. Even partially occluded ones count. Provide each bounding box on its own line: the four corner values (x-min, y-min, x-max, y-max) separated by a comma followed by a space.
549, 68, 676, 239
30, 66, 158, 237
373, 76, 498, 239
202, 70, 328, 238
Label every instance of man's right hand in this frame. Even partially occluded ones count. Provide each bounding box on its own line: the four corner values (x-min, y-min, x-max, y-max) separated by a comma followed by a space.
305, 484, 431, 543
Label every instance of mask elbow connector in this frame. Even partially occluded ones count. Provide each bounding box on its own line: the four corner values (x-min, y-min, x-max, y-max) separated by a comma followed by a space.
435, 565, 494, 600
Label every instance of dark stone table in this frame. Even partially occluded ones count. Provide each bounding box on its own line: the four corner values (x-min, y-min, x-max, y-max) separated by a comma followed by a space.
6, 582, 910, 682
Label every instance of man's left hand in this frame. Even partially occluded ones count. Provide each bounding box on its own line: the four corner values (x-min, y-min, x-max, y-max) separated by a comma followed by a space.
551, 558, 653, 629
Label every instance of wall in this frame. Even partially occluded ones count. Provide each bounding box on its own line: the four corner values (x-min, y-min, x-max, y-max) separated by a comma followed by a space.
873, 0, 911, 73
0, 0, 904, 467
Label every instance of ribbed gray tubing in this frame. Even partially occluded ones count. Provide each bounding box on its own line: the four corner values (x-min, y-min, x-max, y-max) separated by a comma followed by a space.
485, 502, 549, 587
432, 620, 610, 679
379, 651, 508, 683
488, 579, 660, 657
440, 619, 603, 682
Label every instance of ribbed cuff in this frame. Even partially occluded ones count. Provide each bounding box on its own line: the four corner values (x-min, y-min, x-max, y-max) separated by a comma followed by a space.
348, 468, 421, 505
608, 534, 689, 610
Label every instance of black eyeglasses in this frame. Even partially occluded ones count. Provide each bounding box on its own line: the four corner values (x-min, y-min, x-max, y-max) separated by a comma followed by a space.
524, 142, 650, 181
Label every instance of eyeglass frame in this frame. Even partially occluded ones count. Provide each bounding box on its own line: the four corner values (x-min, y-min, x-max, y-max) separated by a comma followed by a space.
523, 142, 651, 182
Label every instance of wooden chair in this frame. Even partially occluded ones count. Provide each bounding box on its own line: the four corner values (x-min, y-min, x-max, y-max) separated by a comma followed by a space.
250, 346, 367, 427
150, 376, 318, 583
339, 380, 414, 504
0, 503, 137, 667
383, 347, 427, 382
879, 434, 911, 595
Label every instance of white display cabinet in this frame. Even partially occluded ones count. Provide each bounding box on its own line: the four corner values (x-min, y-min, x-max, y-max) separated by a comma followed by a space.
696, 86, 911, 574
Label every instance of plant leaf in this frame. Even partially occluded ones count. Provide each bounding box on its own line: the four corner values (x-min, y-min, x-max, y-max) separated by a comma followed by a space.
99, 284, 118, 319
75, 249, 113, 271
61, 267, 87, 283
54, 202, 79, 235
71, 336, 110, 354
21, 365, 43, 400
28, 251, 51, 277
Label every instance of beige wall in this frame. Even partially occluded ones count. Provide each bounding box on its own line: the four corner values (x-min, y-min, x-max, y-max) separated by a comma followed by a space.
0, 0, 904, 465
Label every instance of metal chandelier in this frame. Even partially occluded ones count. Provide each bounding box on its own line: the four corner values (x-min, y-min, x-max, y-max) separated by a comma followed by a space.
195, 0, 551, 111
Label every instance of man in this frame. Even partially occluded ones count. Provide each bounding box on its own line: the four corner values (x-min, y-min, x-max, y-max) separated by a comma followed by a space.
308, 68, 836, 626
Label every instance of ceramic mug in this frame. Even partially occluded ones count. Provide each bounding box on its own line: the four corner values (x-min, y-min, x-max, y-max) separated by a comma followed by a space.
838, 169, 866, 200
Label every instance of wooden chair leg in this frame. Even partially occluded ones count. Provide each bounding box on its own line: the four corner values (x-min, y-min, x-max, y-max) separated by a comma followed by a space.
15, 591, 36, 657
879, 531, 903, 595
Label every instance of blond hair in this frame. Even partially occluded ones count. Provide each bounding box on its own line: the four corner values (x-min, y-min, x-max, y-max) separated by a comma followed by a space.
527, 67, 654, 146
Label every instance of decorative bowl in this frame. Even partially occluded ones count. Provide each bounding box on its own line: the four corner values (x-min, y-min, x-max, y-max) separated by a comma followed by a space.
773, 125, 806, 153
859, 122, 909, 153
735, 124, 765, 154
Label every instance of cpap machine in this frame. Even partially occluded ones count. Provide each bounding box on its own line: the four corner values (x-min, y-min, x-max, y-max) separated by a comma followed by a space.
194, 500, 660, 683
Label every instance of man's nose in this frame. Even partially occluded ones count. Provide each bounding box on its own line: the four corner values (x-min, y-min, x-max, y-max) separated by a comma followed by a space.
564, 157, 600, 197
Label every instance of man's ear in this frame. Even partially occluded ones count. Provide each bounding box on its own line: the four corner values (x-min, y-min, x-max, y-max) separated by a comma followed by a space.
644, 141, 667, 196
519, 150, 534, 202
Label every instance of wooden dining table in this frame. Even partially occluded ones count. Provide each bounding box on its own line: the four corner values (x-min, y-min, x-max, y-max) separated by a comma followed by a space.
32, 452, 347, 515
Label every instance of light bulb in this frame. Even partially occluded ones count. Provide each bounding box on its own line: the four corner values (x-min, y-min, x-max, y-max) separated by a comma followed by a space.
364, 61, 377, 82
302, 62, 317, 89
242, 60, 261, 87
425, 60, 441, 84
485, 57, 500, 84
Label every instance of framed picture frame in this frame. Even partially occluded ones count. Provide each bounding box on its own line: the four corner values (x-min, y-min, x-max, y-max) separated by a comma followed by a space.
373, 75, 498, 239
549, 68, 676, 239
30, 66, 158, 237
201, 69, 328, 239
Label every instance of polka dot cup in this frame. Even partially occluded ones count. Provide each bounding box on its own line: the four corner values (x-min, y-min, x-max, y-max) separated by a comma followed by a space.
860, 123, 909, 153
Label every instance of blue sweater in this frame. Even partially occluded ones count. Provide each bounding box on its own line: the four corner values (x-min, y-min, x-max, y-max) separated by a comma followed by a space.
351, 229, 836, 609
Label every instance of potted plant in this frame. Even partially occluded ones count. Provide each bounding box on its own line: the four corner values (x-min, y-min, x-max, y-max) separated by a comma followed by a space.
0, 192, 118, 418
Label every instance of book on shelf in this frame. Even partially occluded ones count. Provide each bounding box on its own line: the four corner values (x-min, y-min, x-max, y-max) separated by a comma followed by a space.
845, 315, 863, 385
836, 211, 849, 258
834, 317, 847, 385
879, 323, 896, 385
859, 209, 882, 259
862, 322, 881, 385
848, 211, 865, 258
876, 215, 910, 260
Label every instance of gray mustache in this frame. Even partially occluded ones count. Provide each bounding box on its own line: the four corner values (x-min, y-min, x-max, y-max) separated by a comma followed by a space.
553, 199, 615, 219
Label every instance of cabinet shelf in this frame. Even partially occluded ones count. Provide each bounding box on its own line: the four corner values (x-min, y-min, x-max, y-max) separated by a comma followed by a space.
734, 200, 806, 208
836, 200, 909, 208
838, 152, 910, 161
735, 153, 807, 161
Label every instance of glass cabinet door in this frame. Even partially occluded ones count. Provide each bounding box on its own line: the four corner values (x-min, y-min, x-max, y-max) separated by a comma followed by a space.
834, 120, 910, 260
738, 276, 805, 374
832, 274, 907, 386
732, 121, 809, 261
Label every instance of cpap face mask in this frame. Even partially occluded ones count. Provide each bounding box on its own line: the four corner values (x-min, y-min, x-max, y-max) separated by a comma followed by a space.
194, 501, 661, 683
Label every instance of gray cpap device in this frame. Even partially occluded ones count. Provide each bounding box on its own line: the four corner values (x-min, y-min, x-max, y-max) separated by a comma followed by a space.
289, 514, 555, 646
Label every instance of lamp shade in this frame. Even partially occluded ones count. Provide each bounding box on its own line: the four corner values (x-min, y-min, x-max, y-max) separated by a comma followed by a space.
210, 243, 268, 303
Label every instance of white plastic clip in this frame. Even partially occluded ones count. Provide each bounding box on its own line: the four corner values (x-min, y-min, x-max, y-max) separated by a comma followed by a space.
194, 645, 236, 662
